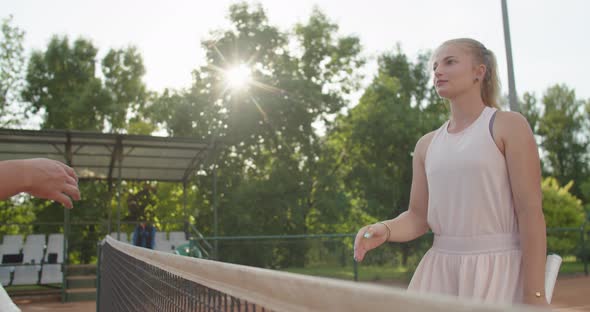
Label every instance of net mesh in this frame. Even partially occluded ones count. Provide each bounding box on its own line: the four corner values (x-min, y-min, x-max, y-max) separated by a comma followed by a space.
99, 239, 270, 311
98, 236, 539, 312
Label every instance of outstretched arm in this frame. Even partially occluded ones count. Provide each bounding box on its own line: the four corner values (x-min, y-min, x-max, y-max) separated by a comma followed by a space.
354, 131, 433, 262
0, 158, 80, 208
380, 131, 432, 242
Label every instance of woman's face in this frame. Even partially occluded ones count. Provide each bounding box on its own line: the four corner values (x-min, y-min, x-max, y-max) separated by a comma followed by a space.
432, 44, 482, 100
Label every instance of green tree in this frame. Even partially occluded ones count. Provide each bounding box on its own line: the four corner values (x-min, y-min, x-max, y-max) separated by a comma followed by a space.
22, 36, 110, 130
542, 177, 585, 257
520, 92, 541, 133
22, 36, 148, 132
146, 3, 366, 267
537, 85, 588, 199
0, 15, 26, 126
125, 183, 158, 222
0, 198, 36, 236
102, 46, 148, 132
330, 49, 443, 220
21, 36, 150, 262
325, 48, 445, 266
149, 87, 213, 139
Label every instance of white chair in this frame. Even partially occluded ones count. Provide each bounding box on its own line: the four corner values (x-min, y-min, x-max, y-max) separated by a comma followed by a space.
155, 232, 167, 242
13, 234, 45, 285
1, 235, 23, 254
153, 232, 173, 253
0, 235, 24, 286
0, 246, 14, 286
154, 240, 174, 253
40, 234, 63, 284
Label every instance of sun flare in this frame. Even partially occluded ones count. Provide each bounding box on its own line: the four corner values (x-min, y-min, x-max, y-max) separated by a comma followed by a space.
225, 64, 251, 90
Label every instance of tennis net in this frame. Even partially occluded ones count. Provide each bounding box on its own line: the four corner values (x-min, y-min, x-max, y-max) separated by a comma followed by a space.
98, 236, 540, 312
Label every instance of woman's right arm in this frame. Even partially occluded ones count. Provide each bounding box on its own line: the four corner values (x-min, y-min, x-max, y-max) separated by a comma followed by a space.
382, 131, 433, 242
354, 132, 433, 262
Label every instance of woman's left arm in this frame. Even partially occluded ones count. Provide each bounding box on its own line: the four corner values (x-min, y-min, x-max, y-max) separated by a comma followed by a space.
497, 112, 547, 306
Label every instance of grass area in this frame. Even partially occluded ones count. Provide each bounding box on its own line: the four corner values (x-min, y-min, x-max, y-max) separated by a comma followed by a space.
560, 259, 588, 274
283, 259, 589, 281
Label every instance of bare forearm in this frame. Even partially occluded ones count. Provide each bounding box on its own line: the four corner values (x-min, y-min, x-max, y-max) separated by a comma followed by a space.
518, 209, 547, 302
382, 210, 429, 243
0, 160, 27, 199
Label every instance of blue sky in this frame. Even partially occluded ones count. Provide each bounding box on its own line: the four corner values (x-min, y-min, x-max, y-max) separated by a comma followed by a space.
5, 0, 590, 103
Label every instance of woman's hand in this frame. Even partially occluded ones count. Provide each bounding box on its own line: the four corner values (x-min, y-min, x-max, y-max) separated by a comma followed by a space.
353, 223, 389, 262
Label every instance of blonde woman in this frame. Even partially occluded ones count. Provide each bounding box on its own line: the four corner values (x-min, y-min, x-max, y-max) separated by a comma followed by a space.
354, 38, 548, 307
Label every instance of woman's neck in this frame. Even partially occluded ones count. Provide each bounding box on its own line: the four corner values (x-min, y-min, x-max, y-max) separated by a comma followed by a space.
448, 91, 487, 130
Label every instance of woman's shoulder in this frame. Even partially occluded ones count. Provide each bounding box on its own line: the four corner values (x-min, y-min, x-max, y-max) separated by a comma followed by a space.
418, 130, 437, 146
492, 110, 535, 153
414, 130, 437, 161
494, 110, 532, 135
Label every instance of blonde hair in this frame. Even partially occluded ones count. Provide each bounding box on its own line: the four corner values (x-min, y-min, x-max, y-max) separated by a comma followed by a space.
435, 38, 501, 109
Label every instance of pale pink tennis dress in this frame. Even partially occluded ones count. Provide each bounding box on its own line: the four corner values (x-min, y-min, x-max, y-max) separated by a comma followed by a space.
407, 106, 524, 304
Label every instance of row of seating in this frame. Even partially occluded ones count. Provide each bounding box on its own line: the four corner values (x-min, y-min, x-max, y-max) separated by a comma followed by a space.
0, 231, 191, 286
110, 231, 189, 254
0, 234, 63, 286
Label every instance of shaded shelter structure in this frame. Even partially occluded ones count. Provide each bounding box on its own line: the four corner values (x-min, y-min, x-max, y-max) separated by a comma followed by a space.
0, 128, 220, 287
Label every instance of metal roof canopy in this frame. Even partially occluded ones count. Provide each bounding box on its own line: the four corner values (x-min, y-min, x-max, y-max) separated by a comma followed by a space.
0, 128, 215, 183
0, 128, 222, 262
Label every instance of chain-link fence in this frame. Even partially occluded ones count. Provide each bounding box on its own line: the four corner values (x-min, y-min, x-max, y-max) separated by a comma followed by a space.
200, 227, 588, 284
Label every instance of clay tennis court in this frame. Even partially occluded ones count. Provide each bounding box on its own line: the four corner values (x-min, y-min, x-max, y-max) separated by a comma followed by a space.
15, 275, 590, 312
551, 275, 590, 311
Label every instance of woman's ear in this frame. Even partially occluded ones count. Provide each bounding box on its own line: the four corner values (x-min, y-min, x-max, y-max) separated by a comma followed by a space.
476, 63, 487, 82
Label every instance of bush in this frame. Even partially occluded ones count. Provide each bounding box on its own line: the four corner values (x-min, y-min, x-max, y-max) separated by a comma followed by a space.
542, 177, 586, 257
